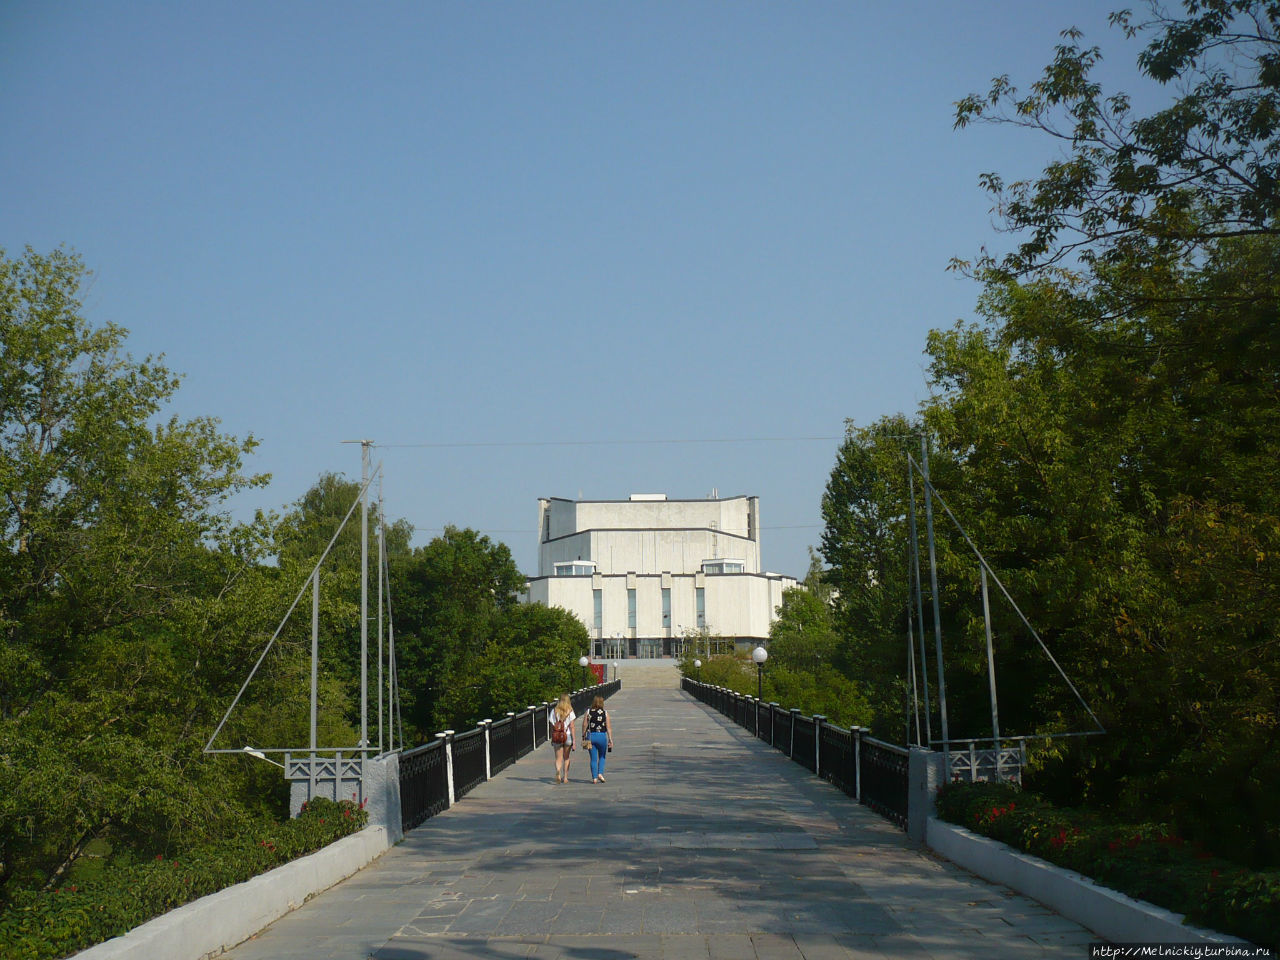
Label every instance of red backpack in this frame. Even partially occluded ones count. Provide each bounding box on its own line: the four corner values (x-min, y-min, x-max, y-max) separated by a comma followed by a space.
550, 713, 567, 745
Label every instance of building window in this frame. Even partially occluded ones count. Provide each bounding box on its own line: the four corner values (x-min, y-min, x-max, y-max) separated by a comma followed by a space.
554, 561, 596, 576
662, 588, 671, 628
702, 559, 744, 575
696, 587, 705, 629
593, 589, 602, 632
628, 588, 637, 630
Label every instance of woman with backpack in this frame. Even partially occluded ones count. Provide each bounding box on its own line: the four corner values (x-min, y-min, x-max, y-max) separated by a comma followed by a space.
548, 694, 576, 784
581, 695, 613, 783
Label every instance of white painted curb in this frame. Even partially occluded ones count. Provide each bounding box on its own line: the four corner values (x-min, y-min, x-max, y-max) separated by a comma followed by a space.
927, 818, 1249, 946
72, 825, 392, 960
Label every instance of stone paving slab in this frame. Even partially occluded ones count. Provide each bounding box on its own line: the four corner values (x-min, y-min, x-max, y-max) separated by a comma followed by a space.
222, 684, 1097, 959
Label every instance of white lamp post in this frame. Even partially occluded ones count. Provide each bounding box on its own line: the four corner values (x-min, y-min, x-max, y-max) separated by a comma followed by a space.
579, 655, 589, 688
752, 645, 768, 700
694, 658, 702, 682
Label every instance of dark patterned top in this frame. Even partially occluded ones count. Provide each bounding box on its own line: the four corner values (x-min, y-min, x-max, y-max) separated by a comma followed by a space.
585, 707, 608, 733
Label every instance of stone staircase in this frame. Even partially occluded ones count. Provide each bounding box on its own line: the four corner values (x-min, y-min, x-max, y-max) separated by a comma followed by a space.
610, 658, 681, 689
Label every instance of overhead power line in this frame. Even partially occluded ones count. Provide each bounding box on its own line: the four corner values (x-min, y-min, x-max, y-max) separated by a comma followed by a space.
407, 523, 822, 535
376, 436, 840, 449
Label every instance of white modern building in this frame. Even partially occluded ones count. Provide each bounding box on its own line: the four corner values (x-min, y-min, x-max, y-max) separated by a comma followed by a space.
523, 494, 797, 658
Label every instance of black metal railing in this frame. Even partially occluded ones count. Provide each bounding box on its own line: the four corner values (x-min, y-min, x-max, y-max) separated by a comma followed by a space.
792, 714, 816, 773
519, 708, 539, 756
490, 716, 517, 774
680, 676, 913, 832
759, 701, 774, 743
772, 705, 792, 754
572, 680, 621, 714
399, 739, 449, 831
861, 737, 910, 829
451, 727, 487, 801
398, 679, 620, 833
818, 722, 855, 796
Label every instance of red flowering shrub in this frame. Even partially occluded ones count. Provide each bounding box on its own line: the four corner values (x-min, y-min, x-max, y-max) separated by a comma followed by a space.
935, 782, 1276, 951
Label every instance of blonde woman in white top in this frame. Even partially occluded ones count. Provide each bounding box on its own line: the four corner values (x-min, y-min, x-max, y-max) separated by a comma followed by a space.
548, 693, 576, 784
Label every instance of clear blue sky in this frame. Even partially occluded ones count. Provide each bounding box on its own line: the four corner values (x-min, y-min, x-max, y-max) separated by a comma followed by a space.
1, 0, 1147, 577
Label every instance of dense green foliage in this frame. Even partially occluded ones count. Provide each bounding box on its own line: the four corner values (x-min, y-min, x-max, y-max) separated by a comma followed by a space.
267, 477, 588, 741
6, 0, 1277, 945
1, 246, 293, 899
936, 782, 1279, 951
813, 2, 1280, 872
953, 0, 1280, 278
677, 584, 872, 728
0, 797, 367, 960
390, 525, 588, 738
0, 245, 594, 952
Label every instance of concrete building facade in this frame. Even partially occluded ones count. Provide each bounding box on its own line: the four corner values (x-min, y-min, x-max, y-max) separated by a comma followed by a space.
523, 494, 796, 657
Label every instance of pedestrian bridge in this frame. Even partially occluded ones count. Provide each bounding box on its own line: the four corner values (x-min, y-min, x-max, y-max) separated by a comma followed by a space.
222, 682, 1093, 960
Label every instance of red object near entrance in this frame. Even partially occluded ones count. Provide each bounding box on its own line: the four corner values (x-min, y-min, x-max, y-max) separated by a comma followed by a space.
589, 662, 606, 683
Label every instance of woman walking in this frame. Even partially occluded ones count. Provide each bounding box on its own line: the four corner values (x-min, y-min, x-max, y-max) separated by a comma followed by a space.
581, 695, 613, 783
548, 694, 576, 784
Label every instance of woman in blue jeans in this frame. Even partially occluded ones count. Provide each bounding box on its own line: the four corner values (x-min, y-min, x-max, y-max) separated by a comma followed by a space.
580, 695, 613, 783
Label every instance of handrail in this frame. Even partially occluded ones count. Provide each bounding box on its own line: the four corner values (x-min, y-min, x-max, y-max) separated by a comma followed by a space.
401, 738, 445, 761
679, 676, 938, 833
861, 735, 909, 757
398, 679, 622, 833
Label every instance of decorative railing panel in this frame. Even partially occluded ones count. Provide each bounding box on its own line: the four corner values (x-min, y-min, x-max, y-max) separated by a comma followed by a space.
490, 717, 516, 775
860, 737, 909, 829
284, 753, 362, 784
771, 706, 791, 754
517, 709, 537, 757
451, 728, 487, 800
399, 740, 449, 832
792, 716, 816, 772
819, 724, 855, 795
945, 740, 1025, 785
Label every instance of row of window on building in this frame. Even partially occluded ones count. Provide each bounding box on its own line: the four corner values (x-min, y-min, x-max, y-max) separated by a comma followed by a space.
593, 586, 707, 631
553, 559, 745, 577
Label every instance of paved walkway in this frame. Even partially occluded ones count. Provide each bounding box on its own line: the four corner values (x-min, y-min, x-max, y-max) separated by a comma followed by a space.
224, 685, 1096, 959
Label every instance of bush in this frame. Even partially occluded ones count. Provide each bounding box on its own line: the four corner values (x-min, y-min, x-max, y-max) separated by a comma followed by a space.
0, 797, 368, 960
935, 782, 1278, 952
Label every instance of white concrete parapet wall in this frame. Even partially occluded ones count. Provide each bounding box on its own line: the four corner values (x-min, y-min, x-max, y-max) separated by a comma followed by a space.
926, 818, 1251, 946
72, 825, 392, 960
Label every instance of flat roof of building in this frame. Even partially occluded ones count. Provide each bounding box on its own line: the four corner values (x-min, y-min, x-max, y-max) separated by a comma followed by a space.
543, 494, 753, 504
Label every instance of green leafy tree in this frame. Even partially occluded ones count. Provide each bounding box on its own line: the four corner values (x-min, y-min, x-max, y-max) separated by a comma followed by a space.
269, 473, 413, 737
274, 472, 412, 570
389, 526, 526, 738
820, 416, 964, 739
766, 587, 872, 729
677, 650, 756, 694
954, 0, 1280, 279
942, 1, 1280, 865
438, 603, 587, 729
922, 237, 1280, 863
0, 247, 282, 897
